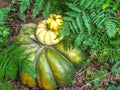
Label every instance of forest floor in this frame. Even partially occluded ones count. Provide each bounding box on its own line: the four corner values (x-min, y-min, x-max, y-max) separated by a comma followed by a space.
1, 1, 120, 90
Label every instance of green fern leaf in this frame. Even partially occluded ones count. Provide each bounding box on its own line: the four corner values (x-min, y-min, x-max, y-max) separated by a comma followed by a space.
90, 9, 97, 19
43, 0, 51, 19
74, 33, 84, 47
96, 0, 104, 7
112, 0, 120, 11
65, 2, 81, 12
99, 17, 111, 26
72, 20, 79, 33
76, 15, 84, 33
21, 60, 37, 78
84, 0, 94, 9
0, 43, 26, 83
59, 22, 70, 36
89, 0, 99, 9
82, 12, 92, 34
0, 7, 10, 25
33, 0, 45, 18
79, 0, 86, 7
69, 22, 76, 34
19, 0, 31, 20
63, 16, 71, 21
105, 21, 116, 38
65, 12, 78, 17
0, 68, 4, 82
0, 82, 12, 90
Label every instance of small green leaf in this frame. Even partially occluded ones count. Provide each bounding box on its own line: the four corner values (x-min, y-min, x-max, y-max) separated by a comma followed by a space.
19, 0, 31, 20
21, 60, 37, 78
65, 2, 81, 12
65, 12, 78, 17
82, 12, 92, 34
69, 22, 75, 34
106, 21, 116, 38
76, 15, 84, 33
43, 0, 51, 19
107, 84, 116, 90
112, 62, 120, 72
74, 34, 84, 47
72, 20, 78, 33
86, 69, 91, 75
63, 16, 71, 21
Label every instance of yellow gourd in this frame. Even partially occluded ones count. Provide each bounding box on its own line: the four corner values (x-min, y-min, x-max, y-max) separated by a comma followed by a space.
46, 14, 63, 31
36, 20, 63, 45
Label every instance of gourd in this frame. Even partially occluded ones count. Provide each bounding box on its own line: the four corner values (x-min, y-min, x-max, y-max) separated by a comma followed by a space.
46, 14, 63, 31
36, 20, 63, 45
17, 16, 85, 90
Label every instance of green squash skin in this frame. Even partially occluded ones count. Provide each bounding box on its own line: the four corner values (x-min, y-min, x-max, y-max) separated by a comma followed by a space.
17, 23, 86, 90
36, 49, 57, 90
46, 48, 76, 86
54, 42, 86, 68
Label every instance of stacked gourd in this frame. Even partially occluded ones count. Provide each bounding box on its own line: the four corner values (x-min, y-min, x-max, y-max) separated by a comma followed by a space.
17, 14, 85, 90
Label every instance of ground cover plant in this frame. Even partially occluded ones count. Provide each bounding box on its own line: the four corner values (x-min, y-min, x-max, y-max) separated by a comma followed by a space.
0, 0, 120, 90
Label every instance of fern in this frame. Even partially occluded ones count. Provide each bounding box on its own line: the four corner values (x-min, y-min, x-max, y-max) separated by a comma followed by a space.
20, 59, 37, 78
0, 7, 10, 48
19, 0, 31, 20
105, 21, 117, 38
57, 1, 120, 71
61, 0, 120, 47
43, 0, 51, 19
74, 33, 84, 47
0, 82, 12, 90
0, 7, 10, 25
102, 0, 120, 10
112, 0, 120, 11
33, 0, 45, 18
18, 0, 67, 19
0, 42, 26, 89
0, 27, 10, 47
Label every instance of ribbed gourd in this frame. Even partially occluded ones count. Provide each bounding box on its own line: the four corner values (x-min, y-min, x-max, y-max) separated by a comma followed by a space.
17, 15, 86, 90
36, 20, 63, 45
46, 14, 63, 31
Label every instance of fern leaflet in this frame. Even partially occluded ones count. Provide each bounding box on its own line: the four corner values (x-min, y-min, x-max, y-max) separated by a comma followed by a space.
33, 0, 45, 18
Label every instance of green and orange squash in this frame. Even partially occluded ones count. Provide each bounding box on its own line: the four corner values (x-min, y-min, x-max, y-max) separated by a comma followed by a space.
16, 15, 86, 90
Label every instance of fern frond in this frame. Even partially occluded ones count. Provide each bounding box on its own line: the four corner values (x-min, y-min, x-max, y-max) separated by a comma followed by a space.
59, 22, 70, 36
0, 7, 10, 48
0, 27, 9, 45
19, 0, 31, 20
43, 0, 51, 19
79, 0, 104, 10
20, 60, 37, 78
105, 21, 117, 38
74, 33, 84, 47
0, 43, 26, 82
65, 2, 81, 12
112, 0, 120, 10
76, 15, 84, 33
33, 0, 45, 18
82, 11, 92, 34
65, 11, 78, 17
0, 82, 12, 90
0, 7, 10, 25
69, 22, 76, 34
